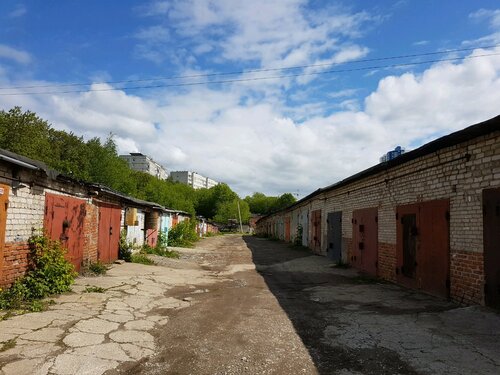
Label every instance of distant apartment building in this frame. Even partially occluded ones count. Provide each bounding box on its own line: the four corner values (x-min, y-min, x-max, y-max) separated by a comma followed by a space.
170, 171, 219, 189
120, 153, 169, 180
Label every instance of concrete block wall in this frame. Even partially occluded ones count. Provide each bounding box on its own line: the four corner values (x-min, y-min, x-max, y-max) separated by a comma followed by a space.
257, 130, 500, 305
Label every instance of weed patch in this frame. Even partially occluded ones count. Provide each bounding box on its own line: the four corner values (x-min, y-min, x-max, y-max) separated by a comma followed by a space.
84, 286, 105, 293
0, 339, 16, 352
87, 261, 107, 275
131, 253, 155, 265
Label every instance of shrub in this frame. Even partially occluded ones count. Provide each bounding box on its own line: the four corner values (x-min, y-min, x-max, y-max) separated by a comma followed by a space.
140, 238, 180, 259
131, 253, 155, 265
167, 219, 199, 247
119, 230, 132, 262
88, 261, 107, 275
0, 234, 76, 312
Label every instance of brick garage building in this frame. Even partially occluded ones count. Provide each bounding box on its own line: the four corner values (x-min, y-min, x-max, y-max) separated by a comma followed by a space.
0, 149, 97, 285
257, 115, 500, 308
0, 150, 170, 288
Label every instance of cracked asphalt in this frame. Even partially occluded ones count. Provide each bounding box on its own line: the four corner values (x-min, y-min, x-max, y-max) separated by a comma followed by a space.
1, 235, 499, 375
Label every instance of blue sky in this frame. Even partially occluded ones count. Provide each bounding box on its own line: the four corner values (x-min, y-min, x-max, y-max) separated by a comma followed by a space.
1, 1, 500, 197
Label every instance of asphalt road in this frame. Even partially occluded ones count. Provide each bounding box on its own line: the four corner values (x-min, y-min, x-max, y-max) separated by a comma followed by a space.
2, 235, 499, 375
119, 235, 500, 375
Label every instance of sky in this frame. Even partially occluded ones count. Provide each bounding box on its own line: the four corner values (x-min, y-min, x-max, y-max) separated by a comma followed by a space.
0, 1, 500, 198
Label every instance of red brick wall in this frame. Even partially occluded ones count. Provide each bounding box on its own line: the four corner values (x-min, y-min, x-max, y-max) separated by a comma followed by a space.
83, 203, 99, 266
1, 242, 30, 287
378, 242, 397, 282
450, 250, 484, 305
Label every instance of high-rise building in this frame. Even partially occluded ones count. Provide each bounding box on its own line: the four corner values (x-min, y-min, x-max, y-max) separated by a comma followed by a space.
170, 171, 219, 189
120, 153, 169, 180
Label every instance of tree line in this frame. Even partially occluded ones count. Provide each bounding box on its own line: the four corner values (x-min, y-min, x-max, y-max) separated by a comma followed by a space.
0, 107, 296, 223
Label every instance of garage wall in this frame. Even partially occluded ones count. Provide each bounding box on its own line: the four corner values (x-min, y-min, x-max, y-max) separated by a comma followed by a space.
257, 129, 500, 305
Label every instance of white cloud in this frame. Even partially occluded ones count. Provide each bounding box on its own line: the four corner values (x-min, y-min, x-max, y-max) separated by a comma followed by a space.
8, 4, 26, 18
465, 8, 500, 45
2, 46, 499, 197
0, 44, 31, 64
470, 8, 500, 29
138, 0, 376, 77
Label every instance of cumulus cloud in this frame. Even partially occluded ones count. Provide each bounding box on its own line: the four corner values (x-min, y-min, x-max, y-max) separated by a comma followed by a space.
137, 0, 376, 75
0, 44, 31, 64
2, 46, 499, 197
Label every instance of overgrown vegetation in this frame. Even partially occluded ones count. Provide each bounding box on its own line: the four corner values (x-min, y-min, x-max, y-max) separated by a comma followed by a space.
87, 261, 107, 275
142, 232, 180, 258
83, 286, 105, 293
130, 253, 155, 265
167, 219, 199, 248
0, 235, 76, 313
119, 230, 133, 262
0, 339, 16, 352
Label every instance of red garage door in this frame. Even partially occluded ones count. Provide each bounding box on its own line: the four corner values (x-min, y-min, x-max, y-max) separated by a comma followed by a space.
352, 207, 378, 276
396, 199, 450, 298
44, 193, 86, 271
98, 203, 121, 263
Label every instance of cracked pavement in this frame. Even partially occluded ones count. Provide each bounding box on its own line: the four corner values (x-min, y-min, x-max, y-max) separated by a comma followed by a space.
1, 235, 500, 375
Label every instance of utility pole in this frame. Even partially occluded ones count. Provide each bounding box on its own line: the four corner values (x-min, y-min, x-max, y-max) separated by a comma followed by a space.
237, 200, 244, 233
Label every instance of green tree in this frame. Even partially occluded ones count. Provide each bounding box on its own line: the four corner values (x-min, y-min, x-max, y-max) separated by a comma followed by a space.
214, 199, 250, 224
0, 107, 54, 163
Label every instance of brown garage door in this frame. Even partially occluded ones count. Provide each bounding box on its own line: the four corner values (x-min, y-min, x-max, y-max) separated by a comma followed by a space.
44, 193, 86, 271
98, 203, 121, 263
396, 199, 450, 298
352, 207, 378, 276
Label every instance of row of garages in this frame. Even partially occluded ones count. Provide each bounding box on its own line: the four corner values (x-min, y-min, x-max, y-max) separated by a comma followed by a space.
0, 148, 217, 287
257, 115, 500, 309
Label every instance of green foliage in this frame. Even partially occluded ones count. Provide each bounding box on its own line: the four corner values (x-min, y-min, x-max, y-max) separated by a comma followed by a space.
141, 232, 181, 258
0, 235, 76, 312
25, 235, 77, 298
244, 192, 297, 215
0, 339, 16, 352
0, 107, 246, 219
213, 198, 250, 225
131, 253, 155, 265
167, 219, 199, 247
84, 286, 105, 293
87, 261, 107, 275
119, 230, 132, 262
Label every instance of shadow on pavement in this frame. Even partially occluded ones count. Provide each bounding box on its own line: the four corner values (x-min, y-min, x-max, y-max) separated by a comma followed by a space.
243, 235, 448, 375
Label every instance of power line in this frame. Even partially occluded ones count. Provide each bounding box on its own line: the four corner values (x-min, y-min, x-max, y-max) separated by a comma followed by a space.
1, 51, 500, 96
1, 43, 499, 92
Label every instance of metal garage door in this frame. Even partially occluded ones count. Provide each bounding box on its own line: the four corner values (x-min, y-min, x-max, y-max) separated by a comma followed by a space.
44, 193, 86, 271
352, 207, 378, 276
327, 211, 342, 261
98, 203, 121, 263
396, 199, 450, 298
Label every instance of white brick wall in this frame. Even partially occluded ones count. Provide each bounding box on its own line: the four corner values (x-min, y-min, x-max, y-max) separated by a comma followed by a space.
258, 131, 500, 256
